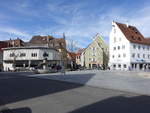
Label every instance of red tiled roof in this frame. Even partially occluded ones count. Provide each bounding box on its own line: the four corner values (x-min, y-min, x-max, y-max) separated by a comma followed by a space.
76, 53, 81, 56
0, 41, 8, 51
68, 52, 76, 60
29, 35, 54, 44
29, 35, 65, 43
116, 22, 150, 45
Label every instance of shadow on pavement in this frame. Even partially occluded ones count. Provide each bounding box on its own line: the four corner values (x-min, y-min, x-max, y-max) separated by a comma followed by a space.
69, 95, 150, 113
1, 107, 31, 113
0, 72, 95, 106
41, 73, 97, 84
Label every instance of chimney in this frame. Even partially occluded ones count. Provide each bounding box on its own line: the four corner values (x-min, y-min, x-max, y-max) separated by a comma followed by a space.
126, 21, 129, 27
112, 20, 115, 27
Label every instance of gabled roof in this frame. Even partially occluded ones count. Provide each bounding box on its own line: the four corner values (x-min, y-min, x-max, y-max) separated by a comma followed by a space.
0, 41, 8, 51
67, 52, 76, 60
29, 35, 65, 44
115, 22, 150, 45
29, 35, 54, 44
82, 33, 107, 53
76, 48, 85, 56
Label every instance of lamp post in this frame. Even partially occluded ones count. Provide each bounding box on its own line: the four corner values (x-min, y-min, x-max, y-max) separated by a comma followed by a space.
101, 47, 105, 70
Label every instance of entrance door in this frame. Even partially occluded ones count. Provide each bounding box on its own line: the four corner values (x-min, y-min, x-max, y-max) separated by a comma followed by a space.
139, 64, 143, 70
89, 64, 91, 69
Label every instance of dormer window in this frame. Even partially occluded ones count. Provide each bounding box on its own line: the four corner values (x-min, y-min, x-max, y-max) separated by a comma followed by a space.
131, 36, 135, 40
138, 37, 141, 41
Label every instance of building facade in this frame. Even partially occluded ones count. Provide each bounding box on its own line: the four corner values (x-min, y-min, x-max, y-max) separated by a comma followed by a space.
67, 52, 77, 70
28, 35, 68, 69
81, 34, 109, 69
3, 47, 61, 71
109, 21, 150, 70
0, 41, 8, 71
76, 48, 84, 66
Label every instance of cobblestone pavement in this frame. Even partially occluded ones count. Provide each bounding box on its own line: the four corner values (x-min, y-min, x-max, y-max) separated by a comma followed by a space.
1, 72, 150, 113
29, 70, 150, 95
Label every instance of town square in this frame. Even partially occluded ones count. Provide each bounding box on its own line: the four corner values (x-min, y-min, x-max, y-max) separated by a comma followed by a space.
0, 0, 150, 113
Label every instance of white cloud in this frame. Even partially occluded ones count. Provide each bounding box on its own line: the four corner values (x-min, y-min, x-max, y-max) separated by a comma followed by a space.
0, 27, 31, 39
2, 0, 150, 48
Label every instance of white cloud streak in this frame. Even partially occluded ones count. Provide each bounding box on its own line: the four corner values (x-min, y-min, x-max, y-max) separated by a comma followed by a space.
1, 0, 150, 48
0, 27, 31, 38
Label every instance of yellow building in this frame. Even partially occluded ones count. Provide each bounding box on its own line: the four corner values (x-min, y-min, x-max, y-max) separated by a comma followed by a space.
81, 34, 109, 69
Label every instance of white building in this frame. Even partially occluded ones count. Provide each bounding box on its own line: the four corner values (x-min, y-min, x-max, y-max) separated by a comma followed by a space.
3, 46, 61, 71
0, 51, 2, 71
109, 21, 150, 70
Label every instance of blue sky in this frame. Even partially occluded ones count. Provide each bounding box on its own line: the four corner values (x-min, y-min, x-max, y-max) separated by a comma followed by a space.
0, 0, 150, 48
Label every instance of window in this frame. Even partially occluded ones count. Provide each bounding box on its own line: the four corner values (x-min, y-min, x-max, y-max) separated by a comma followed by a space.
148, 54, 150, 59
138, 45, 140, 50
93, 58, 96, 62
92, 52, 96, 56
10, 53, 15, 57
147, 46, 149, 50
119, 37, 121, 41
31, 53, 37, 57
124, 64, 127, 68
118, 54, 121, 58
114, 47, 116, 50
132, 53, 135, 58
122, 45, 125, 49
59, 43, 62, 46
114, 37, 116, 43
143, 54, 145, 58
114, 29, 116, 33
43, 52, 49, 57
138, 37, 141, 41
133, 45, 136, 49
123, 53, 126, 57
93, 47, 96, 51
131, 36, 135, 40
143, 46, 145, 50
113, 64, 116, 68
112, 55, 115, 58
118, 64, 121, 68
118, 46, 120, 50
20, 53, 26, 57
137, 54, 140, 58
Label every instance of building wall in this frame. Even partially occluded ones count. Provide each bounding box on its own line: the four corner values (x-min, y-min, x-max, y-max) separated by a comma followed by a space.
3, 48, 61, 71
130, 43, 150, 63
82, 35, 108, 69
76, 55, 81, 65
109, 22, 150, 70
80, 52, 85, 67
3, 48, 60, 61
0, 41, 7, 70
0, 51, 2, 64
0, 51, 3, 70
109, 22, 131, 70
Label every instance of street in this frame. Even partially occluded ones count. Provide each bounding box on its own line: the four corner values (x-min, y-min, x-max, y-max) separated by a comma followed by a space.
0, 72, 150, 113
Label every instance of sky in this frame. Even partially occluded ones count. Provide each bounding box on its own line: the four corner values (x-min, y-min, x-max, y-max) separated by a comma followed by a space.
0, 0, 150, 48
